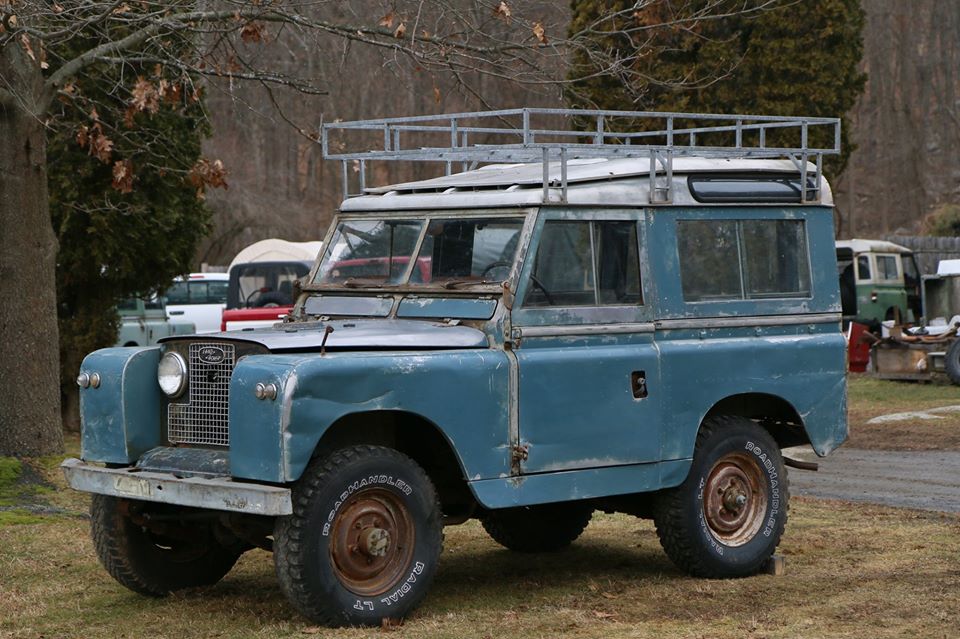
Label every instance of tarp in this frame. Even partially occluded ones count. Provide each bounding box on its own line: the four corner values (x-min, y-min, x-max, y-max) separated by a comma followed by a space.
228, 239, 323, 269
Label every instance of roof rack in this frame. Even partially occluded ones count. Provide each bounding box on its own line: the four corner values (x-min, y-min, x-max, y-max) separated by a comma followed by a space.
321, 108, 841, 204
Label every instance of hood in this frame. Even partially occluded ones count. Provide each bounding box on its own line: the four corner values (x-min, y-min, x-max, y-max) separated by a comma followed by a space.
161, 319, 489, 352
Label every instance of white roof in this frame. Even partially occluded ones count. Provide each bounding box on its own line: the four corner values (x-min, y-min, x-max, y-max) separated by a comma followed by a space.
836, 239, 911, 254
341, 157, 833, 212
175, 272, 229, 282
228, 239, 324, 269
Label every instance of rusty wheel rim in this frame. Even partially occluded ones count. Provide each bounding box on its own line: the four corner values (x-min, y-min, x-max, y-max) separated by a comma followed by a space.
329, 488, 415, 597
703, 452, 768, 547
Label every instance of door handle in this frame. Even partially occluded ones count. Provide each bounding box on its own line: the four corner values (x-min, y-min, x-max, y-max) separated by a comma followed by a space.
168, 310, 185, 316
631, 371, 648, 399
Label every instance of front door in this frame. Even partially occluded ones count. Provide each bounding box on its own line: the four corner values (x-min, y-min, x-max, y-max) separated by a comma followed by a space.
510, 210, 661, 474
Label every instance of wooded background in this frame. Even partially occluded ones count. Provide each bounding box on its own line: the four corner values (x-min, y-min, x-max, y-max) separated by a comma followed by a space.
197, 0, 960, 266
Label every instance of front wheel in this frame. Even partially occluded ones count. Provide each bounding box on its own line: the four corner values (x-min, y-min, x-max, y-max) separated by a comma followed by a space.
274, 445, 442, 627
653, 416, 788, 578
90, 495, 244, 596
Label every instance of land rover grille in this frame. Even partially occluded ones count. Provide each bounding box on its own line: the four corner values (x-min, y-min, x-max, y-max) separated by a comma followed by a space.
167, 342, 235, 447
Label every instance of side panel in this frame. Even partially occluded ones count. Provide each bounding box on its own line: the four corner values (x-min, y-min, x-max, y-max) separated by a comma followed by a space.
228, 350, 512, 484
80, 347, 163, 463
647, 206, 847, 458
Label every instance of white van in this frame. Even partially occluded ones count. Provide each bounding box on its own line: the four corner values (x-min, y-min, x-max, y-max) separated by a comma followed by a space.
164, 272, 229, 333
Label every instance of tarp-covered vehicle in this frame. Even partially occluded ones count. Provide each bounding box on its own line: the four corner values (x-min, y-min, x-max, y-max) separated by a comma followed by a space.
64, 109, 847, 626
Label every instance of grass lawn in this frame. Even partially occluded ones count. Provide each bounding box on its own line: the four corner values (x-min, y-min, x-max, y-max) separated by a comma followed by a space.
3, 377, 960, 638
846, 375, 960, 450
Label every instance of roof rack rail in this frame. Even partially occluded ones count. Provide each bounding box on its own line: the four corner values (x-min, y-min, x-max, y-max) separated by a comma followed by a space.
321, 108, 841, 204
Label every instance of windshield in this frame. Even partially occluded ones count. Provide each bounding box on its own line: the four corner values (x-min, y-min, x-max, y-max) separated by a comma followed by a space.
315, 217, 525, 287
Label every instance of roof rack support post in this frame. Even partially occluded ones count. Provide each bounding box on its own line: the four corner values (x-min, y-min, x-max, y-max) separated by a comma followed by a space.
341, 160, 349, 199
461, 131, 469, 173
560, 147, 568, 204
736, 119, 743, 149
383, 125, 391, 151
759, 126, 766, 149
522, 109, 531, 145
542, 147, 550, 203
359, 159, 366, 193
648, 149, 657, 204
393, 128, 401, 153
800, 153, 809, 204
665, 150, 674, 204
814, 153, 823, 202
595, 115, 605, 145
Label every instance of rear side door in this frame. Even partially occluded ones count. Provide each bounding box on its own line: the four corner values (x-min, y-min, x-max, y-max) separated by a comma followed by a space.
510, 209, 661, 474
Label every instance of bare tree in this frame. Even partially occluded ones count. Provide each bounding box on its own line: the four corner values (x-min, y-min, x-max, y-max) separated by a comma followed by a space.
0, 0, 781, 455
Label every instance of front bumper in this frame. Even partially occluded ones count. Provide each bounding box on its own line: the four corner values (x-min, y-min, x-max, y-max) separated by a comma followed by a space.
61, 458, 292, 516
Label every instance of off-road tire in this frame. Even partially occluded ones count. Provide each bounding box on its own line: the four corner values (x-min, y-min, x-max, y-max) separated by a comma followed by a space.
90, 495, 243, 596
274, 445, 443, 627
481, 503, 593, 553
945, 339, 960, 384
653, 416, 788, 578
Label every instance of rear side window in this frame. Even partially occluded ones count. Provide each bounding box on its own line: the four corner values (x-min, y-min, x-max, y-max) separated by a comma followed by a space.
677, 219, 810, 301
523, 221, 642, 307
876, 255, 899, 281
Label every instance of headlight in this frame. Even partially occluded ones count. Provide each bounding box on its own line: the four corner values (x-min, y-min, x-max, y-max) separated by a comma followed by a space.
158, 352, 187, 398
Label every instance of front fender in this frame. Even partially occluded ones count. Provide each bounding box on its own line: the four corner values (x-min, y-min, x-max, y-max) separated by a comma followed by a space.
228, 350, 512, 484
79, 347, 163, 463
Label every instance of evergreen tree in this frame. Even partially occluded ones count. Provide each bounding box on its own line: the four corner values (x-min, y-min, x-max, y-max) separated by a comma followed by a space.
47, 54, 215, 430
568, 0, 866, 177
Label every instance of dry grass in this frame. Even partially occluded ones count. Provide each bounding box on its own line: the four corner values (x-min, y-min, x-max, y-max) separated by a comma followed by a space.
847, 375, 960, 451
2, 445, 959, 639
5, 381, 960, 638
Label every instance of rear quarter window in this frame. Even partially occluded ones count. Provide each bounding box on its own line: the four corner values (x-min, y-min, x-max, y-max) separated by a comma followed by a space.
677, 219, 810, 301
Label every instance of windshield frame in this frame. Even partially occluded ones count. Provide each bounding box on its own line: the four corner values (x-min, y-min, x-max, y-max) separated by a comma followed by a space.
303, 208, 538, 294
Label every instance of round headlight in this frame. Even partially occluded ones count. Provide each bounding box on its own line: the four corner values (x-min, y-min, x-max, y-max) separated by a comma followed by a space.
158, 352, 187, 398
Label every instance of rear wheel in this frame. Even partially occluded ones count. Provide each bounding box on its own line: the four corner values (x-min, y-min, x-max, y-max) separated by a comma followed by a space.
274, 445, 442, 627
653, 416, 788, 578
481, 503, 593, 553
90, 495, 243, 596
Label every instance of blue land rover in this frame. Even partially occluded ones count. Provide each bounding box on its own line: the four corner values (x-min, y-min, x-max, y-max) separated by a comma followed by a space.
64, 109, 847, 626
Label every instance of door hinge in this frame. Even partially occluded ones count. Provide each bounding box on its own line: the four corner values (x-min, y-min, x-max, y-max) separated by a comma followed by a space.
511, 444, 529, 464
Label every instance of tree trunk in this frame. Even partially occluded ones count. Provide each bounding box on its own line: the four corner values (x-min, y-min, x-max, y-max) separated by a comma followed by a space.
0, 44, 64, 456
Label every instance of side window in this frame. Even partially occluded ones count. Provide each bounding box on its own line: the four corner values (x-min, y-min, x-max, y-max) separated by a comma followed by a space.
523, 220, 641, 307
677, 219, 810, 301
165, 282, 189, 304
857, 256, 872, 280
207, 281, 228, 304
876, 255, 899, 281
188, 282, 209, 303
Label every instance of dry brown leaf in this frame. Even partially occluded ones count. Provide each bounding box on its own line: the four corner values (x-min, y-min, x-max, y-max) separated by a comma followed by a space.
19, 34, 36, 61
532, 21, 547, 44
111, 159, 134, 194
593, 611, 616, 619
76, 125, 89, 149
378, 11, 395, 28
122, 105, 137, 128
188, 158, 229, 198
240, 21, 266, 43
433, 86, 441, 104
493, 1, 511, 20
394, 22, 406, 38
130, 76, 159, 114
88, 132, 113, 164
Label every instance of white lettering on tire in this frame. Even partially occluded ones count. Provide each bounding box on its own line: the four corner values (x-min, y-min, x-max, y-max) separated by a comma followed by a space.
321, 475, 414, 537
